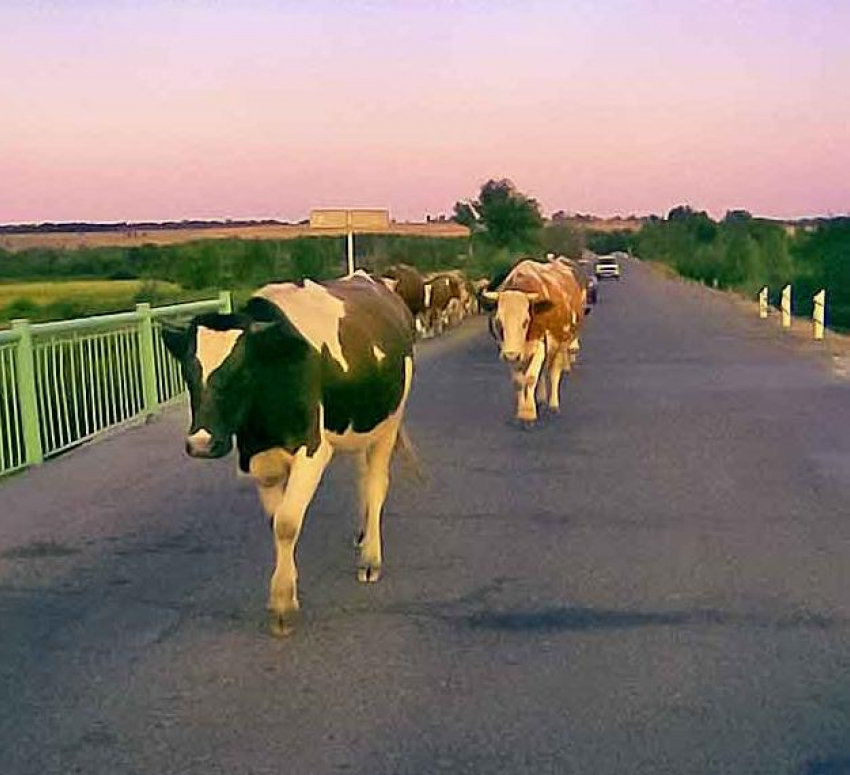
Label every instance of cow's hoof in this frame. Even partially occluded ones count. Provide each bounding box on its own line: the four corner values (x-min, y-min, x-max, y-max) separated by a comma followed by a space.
520, 419, 537, 432
268, 609, 300, 638
547, 406, 561, 415
358, 565, 382, 584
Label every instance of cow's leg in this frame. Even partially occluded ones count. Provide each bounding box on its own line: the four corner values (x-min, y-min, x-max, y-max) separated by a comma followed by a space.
268, 442, 333, 634
517, 340, 546, 423
569, 335, 581, 365
250, 448, 290, 529
548, 346, 566, 412
537, 335, 557, 407
354, 450, 368, 547
357, 424, 397, 583
423, 311, 435, 339
536, 360, 549, 405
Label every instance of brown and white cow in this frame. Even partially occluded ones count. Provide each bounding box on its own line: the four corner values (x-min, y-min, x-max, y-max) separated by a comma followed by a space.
422, 272, 462, 337
162, 271, 415, 635
549, 253, 594, 316
482, 259, 584, 424
381, 263, 427, 335
437, 269, 477, 318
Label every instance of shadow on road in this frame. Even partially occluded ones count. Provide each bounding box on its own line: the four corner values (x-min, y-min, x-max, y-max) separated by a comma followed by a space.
464, 604, 841, 633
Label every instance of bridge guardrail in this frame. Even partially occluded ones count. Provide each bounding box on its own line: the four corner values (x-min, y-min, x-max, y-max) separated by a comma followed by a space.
0, 291, 232, 478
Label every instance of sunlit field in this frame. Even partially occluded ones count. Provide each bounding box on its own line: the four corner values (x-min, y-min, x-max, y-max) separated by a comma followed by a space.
0, 279, 194, 326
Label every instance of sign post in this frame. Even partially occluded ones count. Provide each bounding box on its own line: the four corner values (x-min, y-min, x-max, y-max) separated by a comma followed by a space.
309, 209, 391, 276
345, 211, 354, 275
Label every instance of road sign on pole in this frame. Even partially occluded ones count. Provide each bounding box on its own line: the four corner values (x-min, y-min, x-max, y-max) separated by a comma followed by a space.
309, 209, 391, 276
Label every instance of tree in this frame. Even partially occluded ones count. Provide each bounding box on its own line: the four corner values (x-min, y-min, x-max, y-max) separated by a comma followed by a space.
452, 200, 479, 229
452, 179, 544, 250
723, 209, 753, 224
542, 222, 583, 257
668, 205, 700, 221
474, 179, 544, 248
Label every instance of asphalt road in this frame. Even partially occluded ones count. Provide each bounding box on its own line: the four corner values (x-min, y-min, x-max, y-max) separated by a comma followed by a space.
2, 259, 850, 775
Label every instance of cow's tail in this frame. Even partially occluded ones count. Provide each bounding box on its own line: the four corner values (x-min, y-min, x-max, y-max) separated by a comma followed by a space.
394, 423, 428, 484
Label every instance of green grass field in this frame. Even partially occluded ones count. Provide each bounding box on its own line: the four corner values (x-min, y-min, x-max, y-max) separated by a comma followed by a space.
0, 279, 204, 326
0, 279, 181, 307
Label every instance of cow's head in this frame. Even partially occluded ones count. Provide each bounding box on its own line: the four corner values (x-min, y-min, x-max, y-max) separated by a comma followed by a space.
161, 301, 305, 459
481, 290, 553, 362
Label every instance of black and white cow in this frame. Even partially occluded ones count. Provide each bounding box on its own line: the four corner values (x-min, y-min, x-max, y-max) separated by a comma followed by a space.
162, 271, 415, 635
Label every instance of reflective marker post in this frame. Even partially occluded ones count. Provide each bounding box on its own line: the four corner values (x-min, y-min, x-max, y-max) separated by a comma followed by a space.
813, 289, 826, 340
781, 285, 792, 329
758, 286, 768, 319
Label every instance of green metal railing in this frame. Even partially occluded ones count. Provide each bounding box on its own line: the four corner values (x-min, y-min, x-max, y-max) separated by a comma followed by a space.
0, 291, 232, 478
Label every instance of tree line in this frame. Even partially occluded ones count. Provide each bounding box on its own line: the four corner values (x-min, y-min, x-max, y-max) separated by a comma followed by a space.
4, 179, 846, 331
632, 207, 850, 330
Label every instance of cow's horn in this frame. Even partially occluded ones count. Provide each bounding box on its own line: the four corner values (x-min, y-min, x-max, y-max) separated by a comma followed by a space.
480, 290, 499, 302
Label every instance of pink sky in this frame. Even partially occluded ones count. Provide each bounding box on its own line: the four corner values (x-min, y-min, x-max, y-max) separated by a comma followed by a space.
1, 0, 848, 223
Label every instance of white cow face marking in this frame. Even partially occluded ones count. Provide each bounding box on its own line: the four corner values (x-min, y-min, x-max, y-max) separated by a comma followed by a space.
197, 327, 243, 384
372, 345, 386, 363
495, 291, 533, 362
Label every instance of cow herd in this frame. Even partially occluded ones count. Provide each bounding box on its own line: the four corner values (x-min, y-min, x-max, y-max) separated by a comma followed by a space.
379, 264, 484, 338
162, 253, 604, 634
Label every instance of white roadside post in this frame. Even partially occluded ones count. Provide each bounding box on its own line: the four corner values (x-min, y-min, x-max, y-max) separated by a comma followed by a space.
758, 286, 768, 319
781, 285, 792, 329
813, 289, 826, 340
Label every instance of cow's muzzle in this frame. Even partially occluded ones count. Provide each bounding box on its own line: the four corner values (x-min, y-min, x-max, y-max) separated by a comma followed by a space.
500, 350, 522, 363
185, 429, 232, 459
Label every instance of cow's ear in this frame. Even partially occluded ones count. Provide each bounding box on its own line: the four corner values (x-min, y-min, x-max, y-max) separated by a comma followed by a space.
532, 299, 554, 315
161, 323, 192, 360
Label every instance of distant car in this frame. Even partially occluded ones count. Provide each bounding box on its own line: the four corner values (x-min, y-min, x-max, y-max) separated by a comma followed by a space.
595, 255, 621, 280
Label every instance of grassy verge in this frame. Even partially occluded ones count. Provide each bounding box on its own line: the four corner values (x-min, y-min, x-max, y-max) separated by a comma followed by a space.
0, 279, 213, 327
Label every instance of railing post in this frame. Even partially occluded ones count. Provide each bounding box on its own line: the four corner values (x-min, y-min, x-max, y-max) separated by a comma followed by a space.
218, 290, 233, 314
781, 285, 792, 329
813, 289, 826, 341
758, 286, 768, 319
11, 319, 44, 466
136, 303, 159, 416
